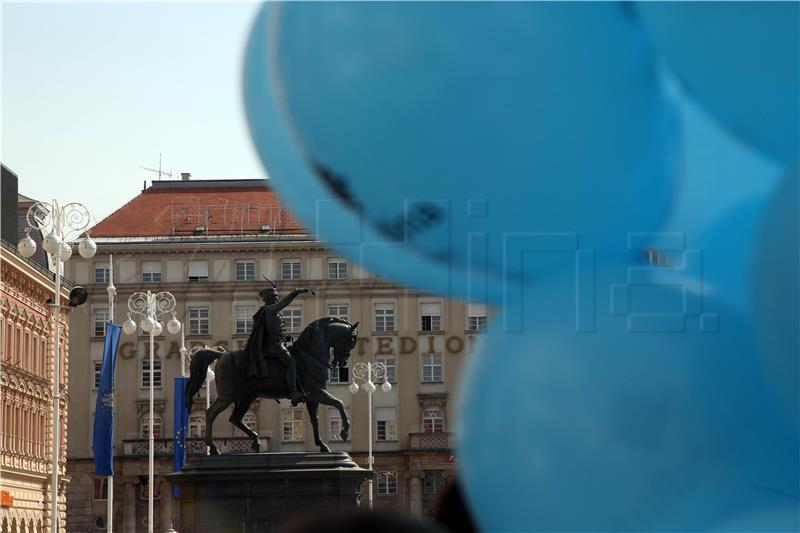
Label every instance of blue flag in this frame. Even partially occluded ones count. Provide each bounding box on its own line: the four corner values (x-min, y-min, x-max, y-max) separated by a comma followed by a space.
173, 376, 190, 496
93, 322, 121, 476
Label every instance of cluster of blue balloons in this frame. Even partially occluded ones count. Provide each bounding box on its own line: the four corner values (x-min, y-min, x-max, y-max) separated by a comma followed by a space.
244, 2, 798, 531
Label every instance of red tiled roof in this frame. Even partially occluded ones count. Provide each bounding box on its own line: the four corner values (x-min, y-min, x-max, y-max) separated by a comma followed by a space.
90, 180, 308, 238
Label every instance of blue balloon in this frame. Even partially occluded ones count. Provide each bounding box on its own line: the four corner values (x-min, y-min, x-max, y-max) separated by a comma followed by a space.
458, 265, 798, 532
636, 2, 800, 164
751, 167, 799, 430
248, 2, 677, 286
649, 195, 769, 312
243, 3, 499, 302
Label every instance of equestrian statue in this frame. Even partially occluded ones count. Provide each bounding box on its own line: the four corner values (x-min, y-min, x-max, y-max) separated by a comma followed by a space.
185, 279, 359, 455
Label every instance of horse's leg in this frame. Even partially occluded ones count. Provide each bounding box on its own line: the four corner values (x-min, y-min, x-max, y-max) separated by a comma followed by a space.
306, 400, 329, 453
229, 394, 261, 452
308, 389, 350, 442
205, 396, 231, 456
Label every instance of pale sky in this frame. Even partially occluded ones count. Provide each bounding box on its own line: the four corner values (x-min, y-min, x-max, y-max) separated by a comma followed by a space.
1, 1, 264, 224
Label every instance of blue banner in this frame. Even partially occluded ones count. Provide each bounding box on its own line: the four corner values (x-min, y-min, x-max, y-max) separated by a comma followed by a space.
92, 322, 121, 476
173, 376, 190, 496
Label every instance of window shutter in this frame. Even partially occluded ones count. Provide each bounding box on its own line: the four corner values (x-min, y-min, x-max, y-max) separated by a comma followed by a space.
467, 302, 487, 317
420, 303, 441, 315
188, 261, 208, 277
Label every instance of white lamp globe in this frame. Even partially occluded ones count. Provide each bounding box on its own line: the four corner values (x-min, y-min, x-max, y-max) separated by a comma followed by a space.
381, 381, 392, 393
18, 231, 37, 258
78, 237, 97, 259
42, 233, 62, 255
348, 382, 360, 395
152, 321, 163, 337
167, 315, 181, 335
363, 381, 377, 394
122, 315, 137, 335
59, 241, 72, 261
140, 316, 155, 333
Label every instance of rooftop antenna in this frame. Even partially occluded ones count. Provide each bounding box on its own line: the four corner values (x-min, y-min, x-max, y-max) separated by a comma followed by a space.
140, 153, 173, 181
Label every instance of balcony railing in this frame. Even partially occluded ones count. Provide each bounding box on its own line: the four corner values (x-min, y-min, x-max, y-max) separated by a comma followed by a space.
408, 432, 453, 451
122, 437, 269, 456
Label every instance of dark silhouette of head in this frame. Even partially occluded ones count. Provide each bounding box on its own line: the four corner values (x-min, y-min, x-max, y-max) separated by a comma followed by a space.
259, 286, 279, 304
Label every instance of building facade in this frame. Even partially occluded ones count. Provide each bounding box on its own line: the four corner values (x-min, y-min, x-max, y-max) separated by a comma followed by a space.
64, 179, 486, 532
1, 239, 72, 533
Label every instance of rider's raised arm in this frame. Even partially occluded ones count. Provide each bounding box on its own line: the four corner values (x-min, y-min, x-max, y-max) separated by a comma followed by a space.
267, 288, 307, 312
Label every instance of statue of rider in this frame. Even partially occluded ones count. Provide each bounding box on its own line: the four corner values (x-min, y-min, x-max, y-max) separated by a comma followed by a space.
245, 280, 312, 406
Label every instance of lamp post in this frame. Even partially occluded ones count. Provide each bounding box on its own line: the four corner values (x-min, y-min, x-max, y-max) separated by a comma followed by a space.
349, 361, 392, 509
122, 292, 181, 533
17, 200, 96, 533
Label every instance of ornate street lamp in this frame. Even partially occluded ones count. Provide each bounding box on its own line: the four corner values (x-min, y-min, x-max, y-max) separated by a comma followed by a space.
18, 200, 96, 533
122, 291, 181, 533
349, 361, 392, 509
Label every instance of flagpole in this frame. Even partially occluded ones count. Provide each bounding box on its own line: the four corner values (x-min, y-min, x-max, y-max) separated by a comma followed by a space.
180, 326, 187, 378
105, 254, 116, 533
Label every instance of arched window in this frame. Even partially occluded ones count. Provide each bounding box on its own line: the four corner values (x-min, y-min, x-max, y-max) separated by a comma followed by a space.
189, 415, 205, 438
140, 414, 163, 439
422, 408, 444, 433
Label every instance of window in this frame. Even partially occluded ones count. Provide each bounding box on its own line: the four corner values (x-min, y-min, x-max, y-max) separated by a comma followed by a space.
234, 306, 255, 334
377, 472, 398, 495
282, 408, 304, 442
376, 407, 397, 441
423, 408, 444, 433
421, 353, 443, 383
281, 259, 301, 280
93, 309, 109, 337
467, 303, 488, 331
328, 408, 349, 442
93, 361, 102, 390
281, 307, 302, 334
375, 355, 396, 384
420, 302, 442, 331
374, 303, 395, 332
329, 366, 349, 384
235, 413, 258, 437
189, 415, 205, 438
140, 413, 163, 439
235, 260, 255, 281
327, 259, 348, 280
142, 261, 162, 283
94, 264, 109, 284
141, 358, 162, 388
93, 478, 109, 501
188, 261, 209, 282
327, 304, 348, 322
188, 307, 210, 336
424, 471, 444, 495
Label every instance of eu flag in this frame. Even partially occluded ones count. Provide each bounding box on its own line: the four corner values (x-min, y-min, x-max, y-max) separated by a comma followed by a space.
173, 376, 190, 495
93, 322, 121, 475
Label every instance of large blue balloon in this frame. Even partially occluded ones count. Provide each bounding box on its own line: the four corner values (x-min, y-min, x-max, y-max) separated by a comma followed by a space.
458, 265, 798, 532
751, 167, 799, 430
243, 3, 499, 303
636, 2, 800, 164
249, 2, 677, 286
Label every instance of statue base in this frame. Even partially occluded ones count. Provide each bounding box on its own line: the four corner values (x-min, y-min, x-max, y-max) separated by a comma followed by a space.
169, 452, 372, 533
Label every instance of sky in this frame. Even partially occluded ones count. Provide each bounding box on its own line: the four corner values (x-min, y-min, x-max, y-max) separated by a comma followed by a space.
2, 1, 782, 235
2, 1, 264, 224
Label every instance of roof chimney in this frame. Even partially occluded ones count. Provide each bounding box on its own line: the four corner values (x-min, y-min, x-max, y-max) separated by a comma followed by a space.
181, 172, 191, 181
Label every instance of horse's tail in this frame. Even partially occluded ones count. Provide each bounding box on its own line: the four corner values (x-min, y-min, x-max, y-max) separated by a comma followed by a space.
185, 349, 223, 411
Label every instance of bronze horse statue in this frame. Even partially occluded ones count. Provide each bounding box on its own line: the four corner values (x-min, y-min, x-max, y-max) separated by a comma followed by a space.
185, 317, 359, 455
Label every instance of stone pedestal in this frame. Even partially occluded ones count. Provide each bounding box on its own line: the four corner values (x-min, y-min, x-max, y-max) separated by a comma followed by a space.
169, 452, 372, 533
